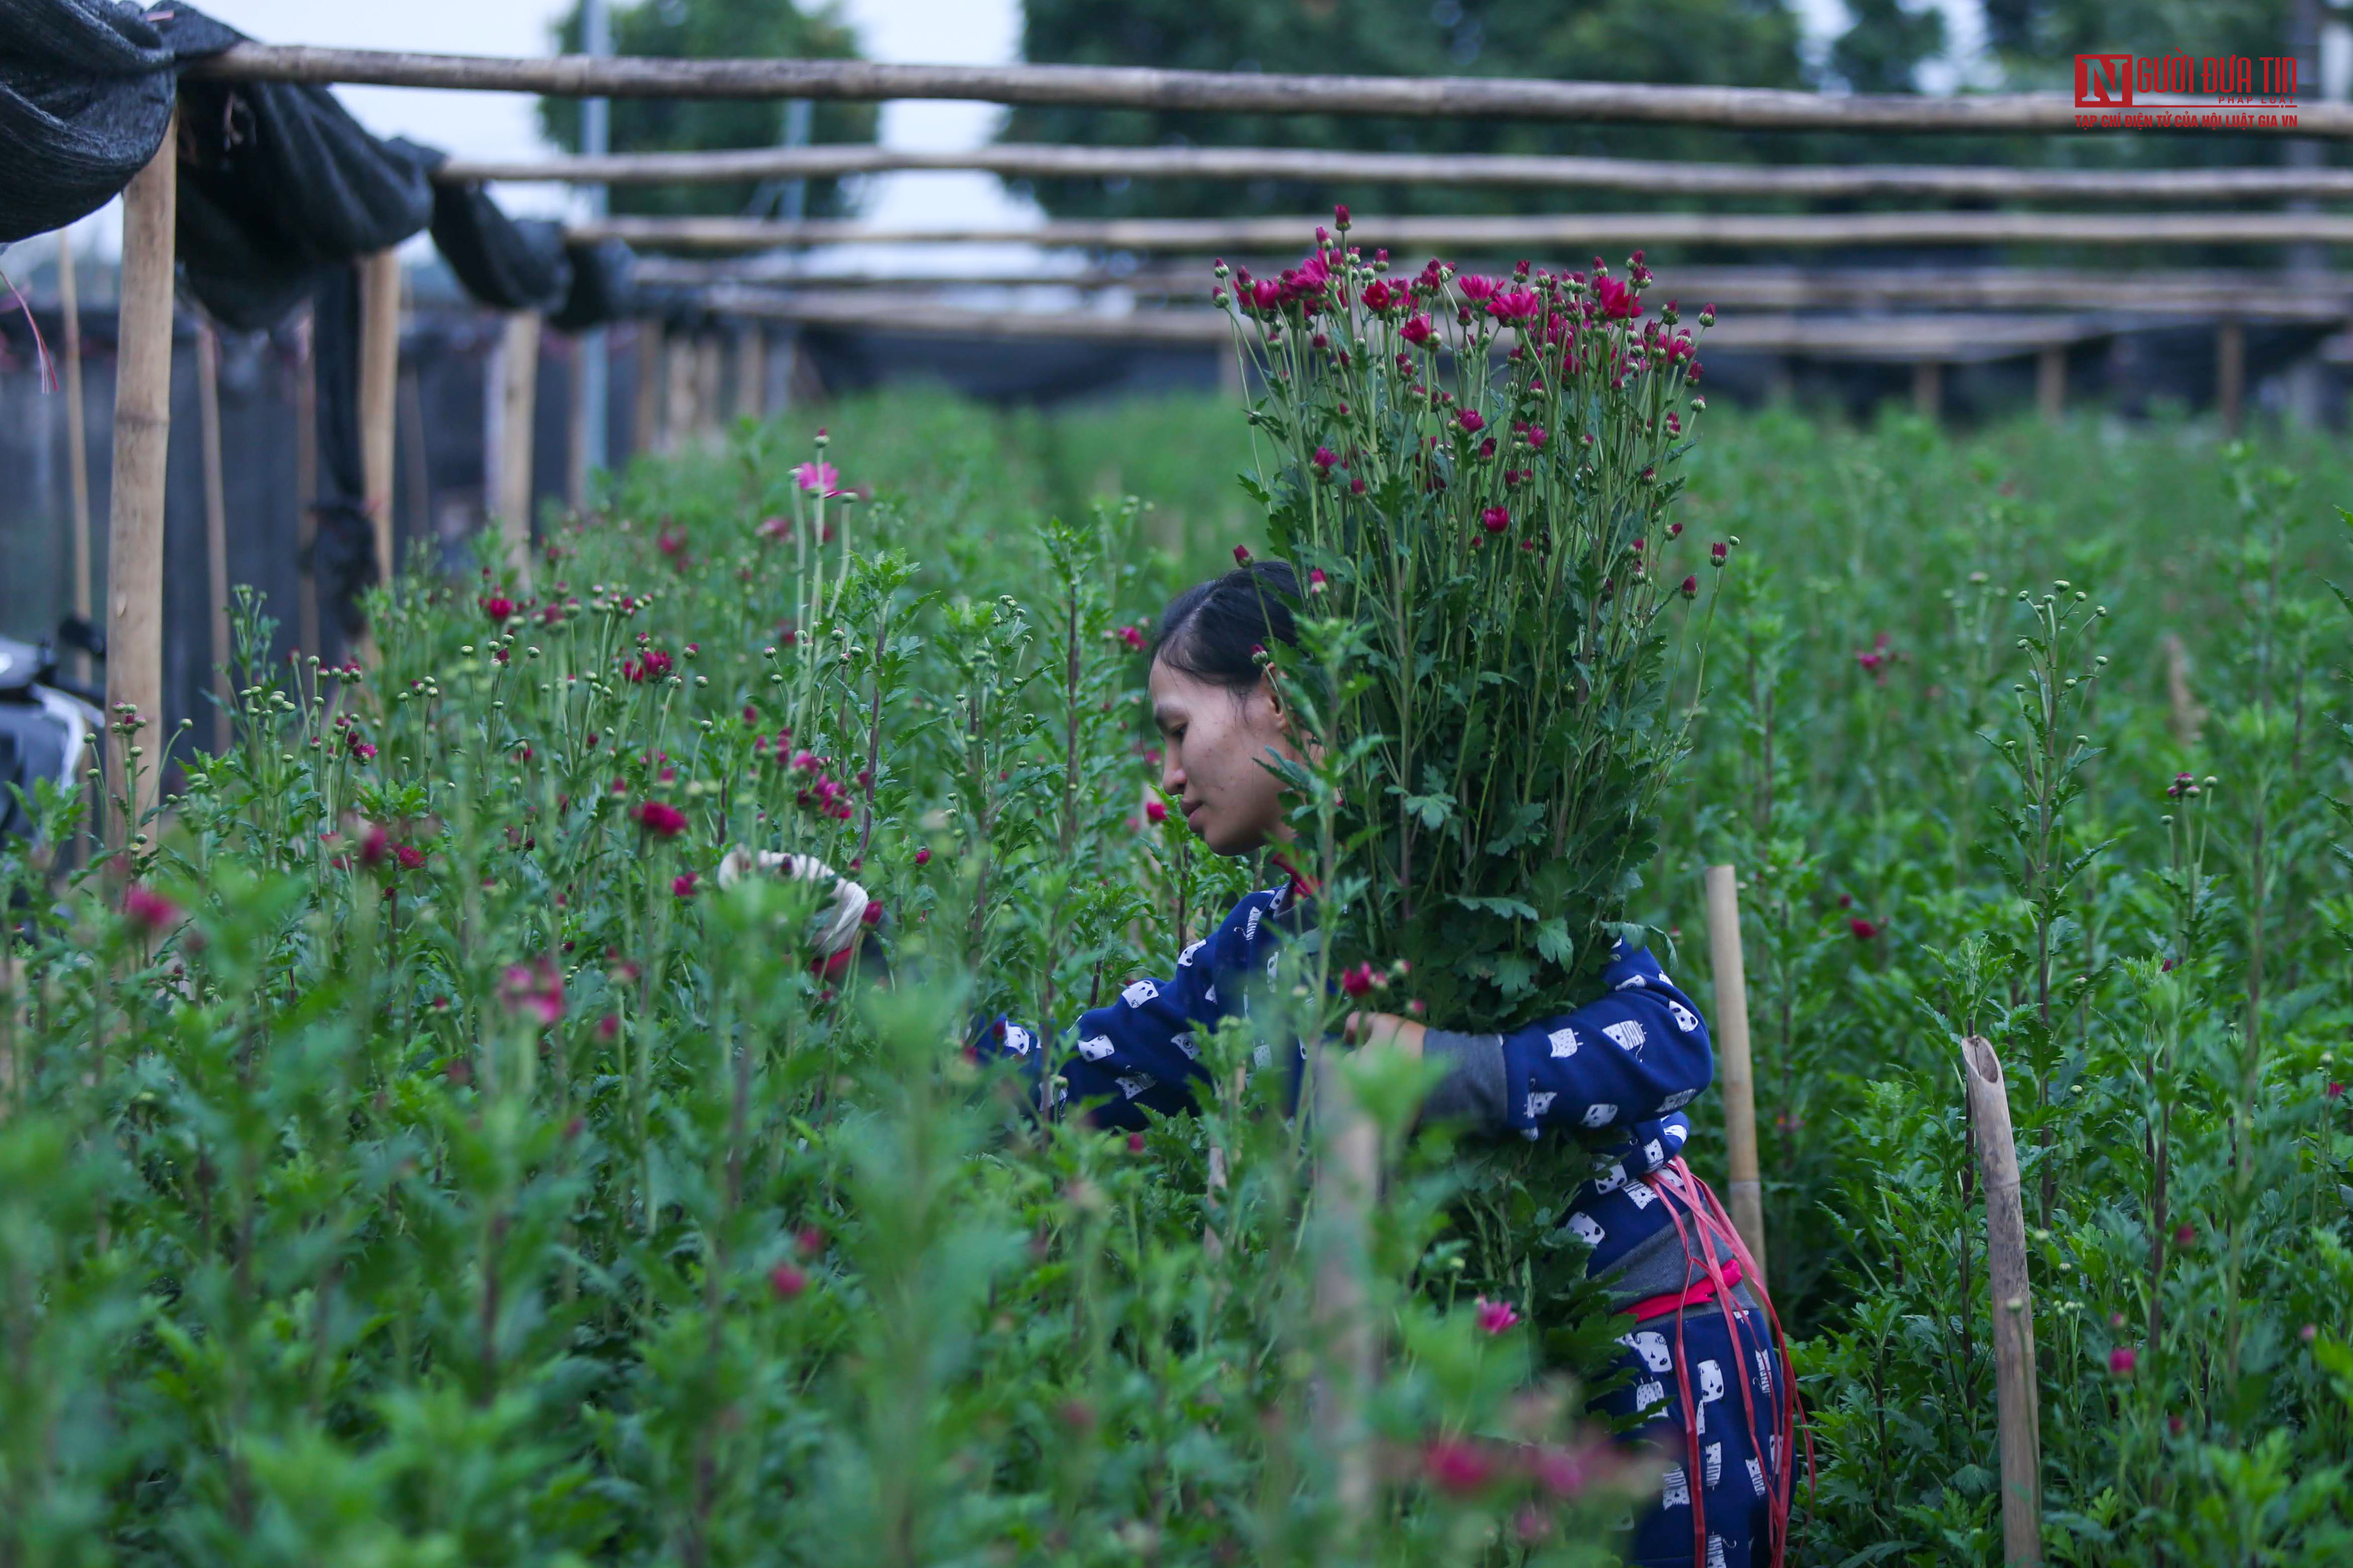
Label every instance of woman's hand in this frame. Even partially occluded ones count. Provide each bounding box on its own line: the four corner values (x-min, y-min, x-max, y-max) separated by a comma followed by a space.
1343, 1010, 1426, 1060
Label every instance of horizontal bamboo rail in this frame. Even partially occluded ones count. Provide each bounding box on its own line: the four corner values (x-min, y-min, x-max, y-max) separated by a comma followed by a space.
179, 45, 2353, 137
575, 210, 2353, 253
708, 286, 2118, 360
443, 142, 2353, 202
638, 258, 2353, 320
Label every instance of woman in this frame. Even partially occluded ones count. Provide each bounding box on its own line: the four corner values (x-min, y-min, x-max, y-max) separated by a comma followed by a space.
977, 560, 1791, 1568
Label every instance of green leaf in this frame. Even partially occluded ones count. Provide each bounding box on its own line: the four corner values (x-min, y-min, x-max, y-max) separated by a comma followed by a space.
1454, 894, 1539, 921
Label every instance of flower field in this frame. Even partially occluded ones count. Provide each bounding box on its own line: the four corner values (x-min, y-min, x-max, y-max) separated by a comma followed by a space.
3, 359, 2351, 1564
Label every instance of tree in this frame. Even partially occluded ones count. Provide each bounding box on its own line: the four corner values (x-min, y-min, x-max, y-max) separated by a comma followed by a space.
1007, 0, 1808, 220
1830, 0, 1945, 95
540, 0, 876, 220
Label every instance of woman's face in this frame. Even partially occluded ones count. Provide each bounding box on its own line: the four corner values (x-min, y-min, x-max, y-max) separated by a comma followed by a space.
1148, 660, 1297, 856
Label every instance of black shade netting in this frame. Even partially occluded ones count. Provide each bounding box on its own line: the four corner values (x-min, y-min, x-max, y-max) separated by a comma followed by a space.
428, 170, 572, 315
306, 262, 378, 640
155, 7, 437, 331
0, 0, 175, 243
550, 239, 636, 332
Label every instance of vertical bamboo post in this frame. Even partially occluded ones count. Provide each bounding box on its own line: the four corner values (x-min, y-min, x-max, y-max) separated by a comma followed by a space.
1912, 359, 1943, 420
1311, 1054, 1380, 1534
494, 310, 541, 592
399, 364, 430, 566
2215, 320, 2245, 437
633, 319, 664, 459
57, 224, 93, 672
694, 332, 723, 444
357, 249, 402, 597
292, 304, 320, 660
2035, 346, 2065, 424
663, 331, 696, 453
736, 324, 766, 421
568, 333, 594, 508
1963, 1034, 2042, 1568
106, 111, 178, 857
1703, 865, 1769, 1280
2161, 632, 2204, 749
195, 324, 231, 755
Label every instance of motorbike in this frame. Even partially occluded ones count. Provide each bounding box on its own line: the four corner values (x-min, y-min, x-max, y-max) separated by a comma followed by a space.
0, 617, 105, 868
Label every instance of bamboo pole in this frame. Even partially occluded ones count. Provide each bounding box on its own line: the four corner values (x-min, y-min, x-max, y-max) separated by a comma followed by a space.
2035, 345, 2066, 423
2216, 319, 2246, 434
709, 288, 2108, 362
494, 310, 541, 591
195, 324, 232, 755
181, 45, 2353, 138
1702, 866, 1768, 1281
663, 332, 697, 453
734, 325, 766, 421
633, 320, 664, 460
57, 224, 93, 675
400, 365, 430, 567
1311, 1054, 1381, 1539
1912, 359, 1944, 419
292, 304, 320, 660
568, 334, 594, 507
2162, 632, 2206, 749
578, 209, 2353, 253
443, 141, 2353, 200
694, 333, 723, 444
1962, 1034, 2042, 1568
357, 250, 403, 599
106, 111, 178, 858
647, 257, 2353, 322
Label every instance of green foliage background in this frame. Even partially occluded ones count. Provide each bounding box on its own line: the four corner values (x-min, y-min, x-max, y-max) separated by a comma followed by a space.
4, 381, 2352, 1563
537, 0, 876, 220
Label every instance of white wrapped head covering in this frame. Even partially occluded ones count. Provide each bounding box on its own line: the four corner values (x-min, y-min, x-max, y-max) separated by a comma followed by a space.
715, 848, 870, 955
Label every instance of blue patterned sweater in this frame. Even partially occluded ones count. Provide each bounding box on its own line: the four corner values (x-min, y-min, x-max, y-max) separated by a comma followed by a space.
975, 882, 1717, 1290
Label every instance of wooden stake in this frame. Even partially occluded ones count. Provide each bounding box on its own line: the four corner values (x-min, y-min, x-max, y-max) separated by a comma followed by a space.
106, 110, 178, 857
1962, 1034, 2042, 1567
400, 364, 430, 566
292, 304, 321, 660
1912, 359, 1943, 419
57, 224, 93, 674
695, 333, 723, 443
494, 310, 541, 591
2162, 632, 2205, 749
196, 324, 232, 755
633, 320, 664, 460
2035, 345, 2065, 423
1311, 1054, 1380, 1537
568, 334, 592, 507
663, 332, 697, 453
1703, 865, 1768, 1282
735, 325, 766, 420
2216, 320, 2245, 436
357, 249, 403, 595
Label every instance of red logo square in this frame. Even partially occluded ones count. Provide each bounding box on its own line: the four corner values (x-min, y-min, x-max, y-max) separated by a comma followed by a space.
2076, 54, 2134, 108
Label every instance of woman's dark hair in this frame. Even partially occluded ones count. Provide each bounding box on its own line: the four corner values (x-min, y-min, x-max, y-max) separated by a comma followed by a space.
1149, 559, 1300, 692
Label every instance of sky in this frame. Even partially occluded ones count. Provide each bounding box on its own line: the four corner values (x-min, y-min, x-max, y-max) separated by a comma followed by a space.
194, 0, 1041, 230
41, 0, 1982, 263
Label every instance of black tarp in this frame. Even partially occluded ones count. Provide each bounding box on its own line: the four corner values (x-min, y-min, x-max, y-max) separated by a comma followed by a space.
7, 1, 642, 632
0, 0, 175, 243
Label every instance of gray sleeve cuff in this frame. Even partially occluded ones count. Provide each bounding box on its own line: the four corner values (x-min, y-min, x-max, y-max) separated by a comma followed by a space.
1419, 1028, 1510, 1131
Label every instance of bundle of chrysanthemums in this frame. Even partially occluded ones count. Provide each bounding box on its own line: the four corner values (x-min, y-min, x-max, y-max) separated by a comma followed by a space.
1215, 211, 1726, 1032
